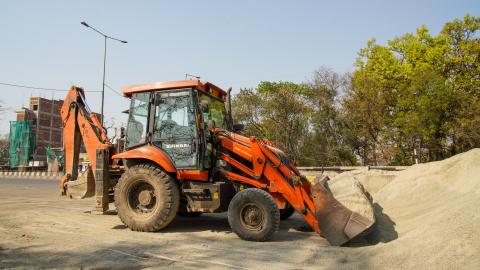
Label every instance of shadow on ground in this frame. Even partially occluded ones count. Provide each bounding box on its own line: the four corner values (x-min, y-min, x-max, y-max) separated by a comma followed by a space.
108, 205, 398, 246
0, 234, 321, 269
111, 213, 314, 242
347, 202, 398, 247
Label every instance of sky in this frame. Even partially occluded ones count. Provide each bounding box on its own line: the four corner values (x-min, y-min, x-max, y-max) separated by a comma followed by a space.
0, 0, 478, 135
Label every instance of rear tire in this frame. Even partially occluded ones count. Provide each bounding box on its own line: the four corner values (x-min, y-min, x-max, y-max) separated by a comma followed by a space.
228, 188, 280, 241
114, 164, 179, 232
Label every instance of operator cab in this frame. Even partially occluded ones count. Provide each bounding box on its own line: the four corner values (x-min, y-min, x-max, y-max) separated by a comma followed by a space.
122, 80, 231, 171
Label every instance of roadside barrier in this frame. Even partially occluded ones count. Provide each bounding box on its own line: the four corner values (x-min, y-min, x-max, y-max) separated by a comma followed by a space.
0, 171, 62, 180
0, 166, 408, 181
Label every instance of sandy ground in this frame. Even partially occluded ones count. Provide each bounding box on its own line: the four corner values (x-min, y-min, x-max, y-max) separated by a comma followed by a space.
1, 149, 479, 269
0, 179, 369, 270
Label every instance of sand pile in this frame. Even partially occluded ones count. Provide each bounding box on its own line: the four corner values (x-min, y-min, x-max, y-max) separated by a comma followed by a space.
329, 148, 480, 269
328, 173, 376, 225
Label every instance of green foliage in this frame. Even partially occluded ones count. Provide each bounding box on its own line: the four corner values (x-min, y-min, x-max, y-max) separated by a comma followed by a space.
231, 88, 265, 137
300, 67, 357, 166
233, 15, 479, 166
343, 72, 389, 165
345, 14, 479, 164
233, 81, 312, 162
0, 136, 8, 166
233, 71, 357, 166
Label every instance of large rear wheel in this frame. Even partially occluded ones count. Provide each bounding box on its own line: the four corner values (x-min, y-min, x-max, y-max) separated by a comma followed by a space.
228, 188, 280, 241
114, 164, 179, 232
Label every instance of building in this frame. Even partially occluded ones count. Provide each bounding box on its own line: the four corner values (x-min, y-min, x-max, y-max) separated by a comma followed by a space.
9, 97, 63, 168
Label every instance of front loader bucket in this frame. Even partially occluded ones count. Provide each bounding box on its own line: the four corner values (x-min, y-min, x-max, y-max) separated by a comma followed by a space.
311, 181, 374, 246
65, 167, 95, 199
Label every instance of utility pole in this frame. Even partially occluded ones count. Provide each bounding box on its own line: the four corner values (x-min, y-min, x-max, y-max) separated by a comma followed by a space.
81, 21, 127, 125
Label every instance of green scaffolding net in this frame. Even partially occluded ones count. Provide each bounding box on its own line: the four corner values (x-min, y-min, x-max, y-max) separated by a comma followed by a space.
8, 121, 36, 169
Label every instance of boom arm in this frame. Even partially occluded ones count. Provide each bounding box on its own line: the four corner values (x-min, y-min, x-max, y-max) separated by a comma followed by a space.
213, 129, 374, 245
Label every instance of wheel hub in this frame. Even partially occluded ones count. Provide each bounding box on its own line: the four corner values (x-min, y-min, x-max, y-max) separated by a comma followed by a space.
138, 190, 153, 206
240, 204, 264, 230
128, 181, 157, 214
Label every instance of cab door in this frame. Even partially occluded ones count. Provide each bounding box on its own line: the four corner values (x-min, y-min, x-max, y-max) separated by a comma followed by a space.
151, 89, 199, 169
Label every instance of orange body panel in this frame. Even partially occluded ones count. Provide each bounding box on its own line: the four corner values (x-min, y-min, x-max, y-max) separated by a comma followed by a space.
219, 137, 253, 162
112, 145, 177, 173
61, 88, 80, 181
113, 147, 210, 181
122, 80, 227, 101
219, 169, 268, 189
76, 112, 109, 171
176, 170, 208, 181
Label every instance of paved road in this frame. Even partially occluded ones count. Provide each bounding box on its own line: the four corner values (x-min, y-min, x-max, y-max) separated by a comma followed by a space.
0, 178, 369, 269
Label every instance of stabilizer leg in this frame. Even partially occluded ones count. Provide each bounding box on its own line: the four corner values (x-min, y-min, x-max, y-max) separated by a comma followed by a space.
93, 148, 110, 214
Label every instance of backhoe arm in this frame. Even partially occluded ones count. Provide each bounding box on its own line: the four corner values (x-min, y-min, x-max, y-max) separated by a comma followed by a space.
60, 86, 111, 212
213, 129, 374, 245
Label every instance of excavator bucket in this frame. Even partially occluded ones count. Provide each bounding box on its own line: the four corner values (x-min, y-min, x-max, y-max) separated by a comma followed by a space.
65, 167, 95, 199
310, 178, 374, 246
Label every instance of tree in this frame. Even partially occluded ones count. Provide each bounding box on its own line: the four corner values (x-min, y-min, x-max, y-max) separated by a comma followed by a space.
441, 15, 480, 153
232, 15, 478, 166
233, 82, 312, 163
343, 73, 389, 165
300, 67, 357, 166
0, 101, 8, 166
0, 134, 8, 166
231, 88, 265, 137
347, 14, 479, 164
233, 77, 356, 166
394, 67, 454, 162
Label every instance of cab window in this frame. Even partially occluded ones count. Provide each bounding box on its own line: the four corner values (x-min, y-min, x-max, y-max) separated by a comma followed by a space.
198, 93, 228, 129
126, 93, 149, 147
198, 93, 228, 169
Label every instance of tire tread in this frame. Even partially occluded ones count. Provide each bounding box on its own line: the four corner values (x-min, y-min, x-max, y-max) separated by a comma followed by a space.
114, 163, 179, 232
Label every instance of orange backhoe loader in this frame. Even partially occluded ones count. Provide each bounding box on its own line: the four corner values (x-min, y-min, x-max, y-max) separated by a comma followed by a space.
60, 80, 374, 245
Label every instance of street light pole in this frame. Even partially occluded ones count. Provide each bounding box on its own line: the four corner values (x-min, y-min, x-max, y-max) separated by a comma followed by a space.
80, 21, 127, 125
102, 35, 107, 125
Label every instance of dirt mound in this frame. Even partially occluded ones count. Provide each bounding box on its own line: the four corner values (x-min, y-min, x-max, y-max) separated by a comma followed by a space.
342, 148, 480, 269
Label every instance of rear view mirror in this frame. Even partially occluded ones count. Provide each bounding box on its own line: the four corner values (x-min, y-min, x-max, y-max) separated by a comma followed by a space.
233, 123, 244, 132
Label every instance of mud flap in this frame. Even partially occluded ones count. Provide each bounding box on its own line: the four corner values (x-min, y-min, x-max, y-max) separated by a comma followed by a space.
65, 167, 95, 199
311, 180, 374, 246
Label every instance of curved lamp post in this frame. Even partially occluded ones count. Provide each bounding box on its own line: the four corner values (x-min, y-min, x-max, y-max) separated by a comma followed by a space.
81, 21, 127, 125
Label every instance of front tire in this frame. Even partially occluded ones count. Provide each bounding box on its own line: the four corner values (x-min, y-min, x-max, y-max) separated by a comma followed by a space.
228, 188, 280, 241
114, 164, 179, 232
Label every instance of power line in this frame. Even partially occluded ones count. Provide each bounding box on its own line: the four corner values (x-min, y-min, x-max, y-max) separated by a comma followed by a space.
104, 83, 124, 97
0, 82, 102, 92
